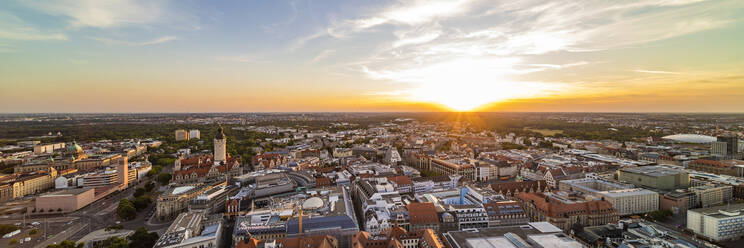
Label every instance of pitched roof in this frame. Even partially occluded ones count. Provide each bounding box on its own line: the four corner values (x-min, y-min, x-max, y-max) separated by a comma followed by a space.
276, 234, 338, 248
516, 192, 616, 218
408, 203, 439, 225
387, 175, 412, 185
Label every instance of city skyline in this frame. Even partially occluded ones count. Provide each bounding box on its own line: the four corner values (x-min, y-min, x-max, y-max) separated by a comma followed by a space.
2, 0, 744, 112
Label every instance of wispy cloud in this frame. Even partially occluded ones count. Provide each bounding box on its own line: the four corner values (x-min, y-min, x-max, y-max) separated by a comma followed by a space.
315, 0, 740, 107
633, 69, 682, 75
89, 36, 177, 46
0, 12, 67, 41
327, 0, 474, 37
312, 49, 335, 63
22, 0, 181, 28
263, 1, 299, 33
288, 30, 327, 52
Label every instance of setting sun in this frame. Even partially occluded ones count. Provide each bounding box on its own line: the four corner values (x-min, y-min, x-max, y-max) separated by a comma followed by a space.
388, 58, 562, 111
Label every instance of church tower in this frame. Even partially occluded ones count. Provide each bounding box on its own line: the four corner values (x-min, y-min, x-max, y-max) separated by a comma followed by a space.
214, 125, 227, 164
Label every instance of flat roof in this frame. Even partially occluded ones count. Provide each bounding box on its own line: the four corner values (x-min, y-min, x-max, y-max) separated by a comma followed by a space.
620, 166, 685, 177
40, 187, 93, 197
444, 222, 584, 248
689, 203, 744, 219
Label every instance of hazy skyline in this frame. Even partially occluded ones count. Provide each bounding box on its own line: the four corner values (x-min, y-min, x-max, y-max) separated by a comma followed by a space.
1, 0, 744, 113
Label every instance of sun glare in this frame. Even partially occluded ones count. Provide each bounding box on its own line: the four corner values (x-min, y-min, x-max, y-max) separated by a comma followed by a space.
397, 58, 559, 111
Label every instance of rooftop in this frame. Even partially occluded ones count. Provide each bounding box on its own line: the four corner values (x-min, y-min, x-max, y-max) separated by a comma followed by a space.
620, 165, 686, 177
689, 203, 744, 219
443, 222, 582, 248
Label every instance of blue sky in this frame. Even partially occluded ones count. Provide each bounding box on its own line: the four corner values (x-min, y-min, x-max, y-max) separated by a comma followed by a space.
1, 0, 744, 112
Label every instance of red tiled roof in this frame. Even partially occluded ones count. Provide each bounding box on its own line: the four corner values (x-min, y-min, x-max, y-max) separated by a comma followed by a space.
691, 159, 725, 167
236, 238, 261, 248
387, 175, 412, 186
315, 177, 332, 187
276, 234, 337, 248
408, 203, 439, 225
515, 192, 616, 218
491, 180, 547, 194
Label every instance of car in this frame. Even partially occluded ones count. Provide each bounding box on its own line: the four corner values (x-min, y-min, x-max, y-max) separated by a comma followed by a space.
31, 222, 40, 226
14, 222, 21, 226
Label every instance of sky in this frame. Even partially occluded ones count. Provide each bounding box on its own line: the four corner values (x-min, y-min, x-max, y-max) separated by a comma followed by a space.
1, 0, 743, 113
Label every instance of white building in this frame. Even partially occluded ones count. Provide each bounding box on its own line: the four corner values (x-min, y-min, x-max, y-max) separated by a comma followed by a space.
55, 177, 69, 189
687, 203, 744, 241
559, 178, 659, 216
189, 130, 200, 139
383, 148, 402, 165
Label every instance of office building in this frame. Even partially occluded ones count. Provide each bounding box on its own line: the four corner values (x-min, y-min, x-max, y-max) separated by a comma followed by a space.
559, 178, 659, 215
618, 166, 690, 190
687, 203, 744, 241
442, 222, 583, 248
712, 134, 740, 159
175, 129, 189, 141
32, 188, 95, 214
189, 129, 200, 139
516, 192, 618, 232
429, 158, 475, 181
154, 212, 222, 248
33, 142, 66, 155
689, 159, 744, 177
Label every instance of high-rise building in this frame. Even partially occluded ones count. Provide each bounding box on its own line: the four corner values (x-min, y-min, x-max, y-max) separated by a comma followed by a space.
118, 157, 129, 188
175, 129, 189, 141
214, 126, 226, 163
712, 134, 740, 159
189, 129, 200, 139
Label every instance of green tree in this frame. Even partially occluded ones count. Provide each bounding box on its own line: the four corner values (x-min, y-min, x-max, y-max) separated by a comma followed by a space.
0, 224, 19, 236
9, 238, 18, 245
29, 229, 39, 235
144, 181, 156, 192
538, 141, 553, 149
103, 237, 128, 248
128, 227, 159, 248
46, 240, 84, 248
133, 187, 146, 197
133, 195, 152, 211
116, 199, 136, 221
105, 224, 124, 232
156, 173, 172, 185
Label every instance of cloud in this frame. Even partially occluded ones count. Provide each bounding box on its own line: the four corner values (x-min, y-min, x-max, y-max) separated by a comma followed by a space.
326, 0, 474, 38
312, 49, 335, 63
392, 31, 441, 48
89, 36, 177, 46
319, 0, 740, 107
262, 1, 299, 33
22, 0, 177, 28
0, 12, 67, 41
633, 69, 682, 75
288, 30, 327, 52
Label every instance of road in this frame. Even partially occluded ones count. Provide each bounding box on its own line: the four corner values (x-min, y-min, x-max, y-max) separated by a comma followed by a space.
33, 223, 86, 248
0, 216, 78, 225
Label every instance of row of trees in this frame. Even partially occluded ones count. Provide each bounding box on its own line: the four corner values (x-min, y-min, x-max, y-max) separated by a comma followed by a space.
46, 227, 158, 248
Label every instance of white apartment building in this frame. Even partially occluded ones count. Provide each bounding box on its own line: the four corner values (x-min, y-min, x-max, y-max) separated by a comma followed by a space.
559, 178, 659, 216
688, 203, 744, 241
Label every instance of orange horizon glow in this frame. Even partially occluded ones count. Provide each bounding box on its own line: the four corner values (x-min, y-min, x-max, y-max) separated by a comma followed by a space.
1, 0, 743, 113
